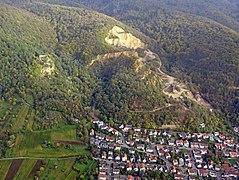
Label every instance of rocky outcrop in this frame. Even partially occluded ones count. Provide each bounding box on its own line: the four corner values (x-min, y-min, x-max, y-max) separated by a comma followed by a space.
39, 55, 55, 76
105, 26, 145, 49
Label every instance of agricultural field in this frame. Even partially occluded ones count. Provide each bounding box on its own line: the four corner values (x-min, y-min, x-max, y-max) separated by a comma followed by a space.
13, 159, 37, 180
5, 159, 23, 180
25, 109, 35, 132
11, 103, 29, 132
73, 159, 94, 174
0, 160, 12, 180
10, 125, 90, 157
39, 159, 77, 179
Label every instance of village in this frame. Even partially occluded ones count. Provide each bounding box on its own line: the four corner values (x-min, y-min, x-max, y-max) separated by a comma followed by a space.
89, 119, 239, 180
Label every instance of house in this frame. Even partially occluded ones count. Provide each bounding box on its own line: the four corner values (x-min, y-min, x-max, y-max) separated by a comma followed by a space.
176, 139, 184, 147
199, 143, 208, 149
98, 174, 107, 180
203, 134, 209, 139
170, 166, 177, 173
184, 140, 189, 147
114, 146, 121, 151
105, 135, 114, 142
126, 163, 133, 171
139, 163, 145, 172
193, 151, 202, 158
158, 149, 164, 156
133, 163, 139, 172
128, 175, 134, 180
156, 145, 164, 151
190, 142, 199, 149
122, 154, 128, 162
134, 127, 141, 132
208, 160, 214, 169
209, 171, 217, 178
173, 159, 178, 166
174, 174, 185, 180
149, 155, 157, 163
201, 148, 208, 155
116, 137, 122, 144
188, 168, 197, 176
215, 164, 221, 171
112, 129, 119, 136
165, 152, 171, 159
185, 160, 193, 168
179, 158, 184, 167
168, 138, 175, 146
115, 155, 121, 161
129, 149, 135, 154
119, 124, 124, 129
108, 151, 113, 160
137, 144, 145, 151
198, 169, 208, 177
224, 151, 230, 157
214, 132, 219, 136
90, 129, 95, 136
229, 151, 238, 158
95, 133, 105, 140
97, 121, 104, 127
113, 169, 120, 175
215, 143, 221, 149
102, 151, 107, 159
146, 146, 154, 153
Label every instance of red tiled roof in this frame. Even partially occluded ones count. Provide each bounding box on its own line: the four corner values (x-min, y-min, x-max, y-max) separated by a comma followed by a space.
128, 175, 134, 180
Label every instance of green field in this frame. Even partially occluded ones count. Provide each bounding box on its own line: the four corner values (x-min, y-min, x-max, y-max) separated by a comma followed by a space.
65, 170, 79, 180
18, 146, 90, 158
12, 103, 29, 132
14, 159, 37, 180
0, 101, 10, 119
26, 110, 35, 132
0, 160, 12, 180
11, 125, 88, 157
39, 159, 77, 180
73, 159, 94, 174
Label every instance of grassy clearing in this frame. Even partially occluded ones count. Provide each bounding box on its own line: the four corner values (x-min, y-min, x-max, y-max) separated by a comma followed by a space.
26, 94, 34, 106
65, 170, 78, 180
17, 146, 90, 158
0, 160, 12, 180
39, 159, 76, 180
11, 125, 84, 157
0, 101, 10, 119
73, 159, 94, 174
12, 103, 29, 132
26, 110, 35, 132
14, 159, 37, 180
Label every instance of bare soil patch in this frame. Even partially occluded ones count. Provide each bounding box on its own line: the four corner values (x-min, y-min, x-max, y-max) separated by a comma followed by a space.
28, 160, 43, 178
5, 159, 23, 180
57, 140, 85, 146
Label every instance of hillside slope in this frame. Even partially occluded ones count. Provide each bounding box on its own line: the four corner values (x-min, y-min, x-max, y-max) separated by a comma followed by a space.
37, 0, 239, 123
0, 2, 227, 133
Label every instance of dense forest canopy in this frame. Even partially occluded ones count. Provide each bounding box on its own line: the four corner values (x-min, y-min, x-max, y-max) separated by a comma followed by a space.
27, 0, 239, 123
0, 0, 238, 133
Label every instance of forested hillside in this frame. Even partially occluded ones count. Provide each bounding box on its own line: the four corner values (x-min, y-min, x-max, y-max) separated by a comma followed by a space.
32, 0, 239, 123
0, 1, 229, 133
1, 1, 239, 179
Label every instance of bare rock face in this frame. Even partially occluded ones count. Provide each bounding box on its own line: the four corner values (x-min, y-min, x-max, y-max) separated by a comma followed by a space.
105, 26, 145, 49
39, 55, 55, 76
